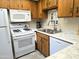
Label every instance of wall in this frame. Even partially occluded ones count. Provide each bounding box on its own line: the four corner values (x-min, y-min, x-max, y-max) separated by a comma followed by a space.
42, 10, 79, 35
59, 18, 79, 34
28, 20, 37, 28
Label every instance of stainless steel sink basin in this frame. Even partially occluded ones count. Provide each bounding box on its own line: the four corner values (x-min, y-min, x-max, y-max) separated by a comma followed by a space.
39, 29, 61, 34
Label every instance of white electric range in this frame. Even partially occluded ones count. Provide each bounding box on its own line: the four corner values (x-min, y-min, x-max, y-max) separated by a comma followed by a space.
10, 24, 35, 58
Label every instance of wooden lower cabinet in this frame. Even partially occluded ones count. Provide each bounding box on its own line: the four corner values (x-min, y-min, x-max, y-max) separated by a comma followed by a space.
36, 32, 49, 57
41, 38, 49, 56
37, 36, 42, 51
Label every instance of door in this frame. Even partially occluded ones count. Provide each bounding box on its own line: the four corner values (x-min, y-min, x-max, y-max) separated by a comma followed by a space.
48, 0, 57, 9
41, 38, 49, 57
50, 37, 72, 55
37, 36, 42, 51
9, 0, 16, 9
21, 0, 31, 10
50, 37, 62, 54
42, 0, 48, 10
13, 35, 35, 52
0, 27, 13, 59
1, 0, 9, 9
38, 0, 43, 19
31, 2, 38, 19
74, 0, 79, 16
58, 0, 73, 17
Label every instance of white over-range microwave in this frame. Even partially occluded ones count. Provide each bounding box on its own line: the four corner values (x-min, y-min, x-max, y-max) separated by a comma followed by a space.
9, 9, 31, 22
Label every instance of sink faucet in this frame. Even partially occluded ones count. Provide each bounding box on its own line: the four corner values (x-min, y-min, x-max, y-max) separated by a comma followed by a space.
48, 20, 57, 31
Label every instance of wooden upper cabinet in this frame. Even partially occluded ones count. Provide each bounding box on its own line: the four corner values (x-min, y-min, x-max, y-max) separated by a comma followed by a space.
31, 1, 38, 19
9, 0, 19, 9
0, 0, 9, 9
10, 0, 21, 9
58, 0, 73, 17
42, 0, 48, 10
42, 0, 58, 10
38, 0, 47, 19
10, 0, 31, 10
38, 0, 43, 19
48, 0, 57, 9
20, 0, 31, 10
73, 0, 79, 17
9, 0, 16, 9
0, 1, 3, 8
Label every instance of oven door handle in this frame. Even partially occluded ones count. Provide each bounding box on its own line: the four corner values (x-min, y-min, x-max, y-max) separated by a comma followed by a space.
13, 35, 35, 40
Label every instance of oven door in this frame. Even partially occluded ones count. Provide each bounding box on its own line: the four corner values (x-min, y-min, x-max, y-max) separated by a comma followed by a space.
13, 34, 35, 53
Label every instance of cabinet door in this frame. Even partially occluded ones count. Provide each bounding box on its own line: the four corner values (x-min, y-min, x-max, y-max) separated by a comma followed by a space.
74, 0, 79, 17
31, 2, 38, 19
50, 37, 72, 55
38, 0, 43, 19
58, 0, 73, 17
9, 0, 16, 9
0, 28, 13, 59
1, 0, 9, 9
10, 0, 20, 9
0, 1, 2, 8
41, 38, 49, 57
37, 36, 42, 51
38, 0, 47, 19
20, 0, 31, 10
48, 0, 57, 9
42, 0, 48, 10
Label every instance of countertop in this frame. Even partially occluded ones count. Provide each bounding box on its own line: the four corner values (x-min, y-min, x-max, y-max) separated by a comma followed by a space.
36, 29, 79, 59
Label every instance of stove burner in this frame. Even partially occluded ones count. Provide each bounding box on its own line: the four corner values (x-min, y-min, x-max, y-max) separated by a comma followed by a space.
13, 29, 21, 32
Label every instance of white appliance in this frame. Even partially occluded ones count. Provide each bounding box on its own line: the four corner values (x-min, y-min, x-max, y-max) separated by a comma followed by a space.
50, 37, 73, 55
0, 9, 13, 59
11, 24, 35, 58
9, 9, 31, 22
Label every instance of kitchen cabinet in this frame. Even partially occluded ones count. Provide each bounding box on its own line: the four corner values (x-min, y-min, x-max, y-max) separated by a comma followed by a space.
42, 0, 48, 10
73, 0, 79, 17
20, 0, 31, 10
0, 0, 9, 9
38, 0, 44, 19
37, 0, 47, 19
10, 0, 20, 9
48, 0, 58, 9
31, 1, 38, 19
36, 32, 49, 57
42, 0, 58, 10
37, 36, 41, 51
58, 0, 73, 17
41, 37, 49, 56
10, 0, 31, 10
9, 0, 16, 9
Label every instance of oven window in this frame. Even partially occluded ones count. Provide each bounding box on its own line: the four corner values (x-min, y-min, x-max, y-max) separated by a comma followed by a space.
18, 38, 32, 48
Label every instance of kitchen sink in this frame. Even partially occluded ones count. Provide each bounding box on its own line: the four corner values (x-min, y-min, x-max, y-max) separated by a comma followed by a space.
39, 29, 61, 34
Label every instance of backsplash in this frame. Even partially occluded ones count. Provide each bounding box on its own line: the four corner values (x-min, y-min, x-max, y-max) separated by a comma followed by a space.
59, 18, 79, 34
28, 21, 37, 28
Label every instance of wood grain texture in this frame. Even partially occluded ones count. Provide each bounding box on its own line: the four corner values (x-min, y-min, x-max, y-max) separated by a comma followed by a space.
73, 0, 79, 17
58, 0, 73, 17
